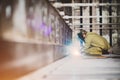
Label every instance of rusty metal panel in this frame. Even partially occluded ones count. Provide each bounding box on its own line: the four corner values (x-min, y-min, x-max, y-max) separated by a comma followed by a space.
0, 0, 72, 44
0, 40, 54, 79
0, 0, 72, 79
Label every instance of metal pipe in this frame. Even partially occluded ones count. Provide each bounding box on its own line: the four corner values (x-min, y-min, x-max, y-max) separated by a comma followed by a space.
63, 16, 120, 19
68, 23, 120, 25
75, 27, 120, 30
62, 3, 120, 7
53, 3, 120, 8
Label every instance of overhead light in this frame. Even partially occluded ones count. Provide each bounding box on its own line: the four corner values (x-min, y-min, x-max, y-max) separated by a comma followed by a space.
53, 2, 62, 8
65, 20, 69, 23
63, 15, 69, 19
59, 11, 65, 16
5, 5, 12, 18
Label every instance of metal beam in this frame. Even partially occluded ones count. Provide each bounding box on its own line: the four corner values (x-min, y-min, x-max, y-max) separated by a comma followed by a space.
61, 3, 120, 7
75, 27, 120, 30
63, 16, 120, 19
68, 23, 120, 26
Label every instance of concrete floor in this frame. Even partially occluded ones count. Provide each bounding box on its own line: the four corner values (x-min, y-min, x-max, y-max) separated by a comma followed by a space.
17, 55, 120, 80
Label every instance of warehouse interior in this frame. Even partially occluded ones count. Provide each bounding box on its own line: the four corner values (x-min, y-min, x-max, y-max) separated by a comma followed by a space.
0, 0, 120, 80
50, 0, 120, 46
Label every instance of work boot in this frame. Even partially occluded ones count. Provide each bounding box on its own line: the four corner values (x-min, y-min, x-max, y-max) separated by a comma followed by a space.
81, 52, 106, 59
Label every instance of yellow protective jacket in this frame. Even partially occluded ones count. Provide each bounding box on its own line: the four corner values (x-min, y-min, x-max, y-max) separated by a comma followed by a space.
84, 32, 110, 55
